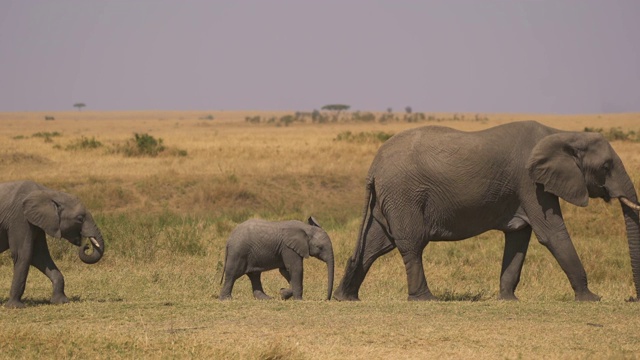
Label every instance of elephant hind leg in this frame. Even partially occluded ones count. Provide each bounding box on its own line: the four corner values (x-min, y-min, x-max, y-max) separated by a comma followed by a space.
500, 227, 532, 300
397, 241, 436, 301
248, 272, 272, 300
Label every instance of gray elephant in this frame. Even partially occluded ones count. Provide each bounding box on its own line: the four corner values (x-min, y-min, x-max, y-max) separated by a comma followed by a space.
334, 121, 640, 302
219, 217, 334, 300
0, 180, 105, 308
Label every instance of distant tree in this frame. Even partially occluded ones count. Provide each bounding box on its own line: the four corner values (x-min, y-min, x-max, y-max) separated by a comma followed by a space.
321, 104, 350, 122
73, 103, 86, 111
321, 104, 350, 112
387, 107, 393, 113
405, 106, 412, 114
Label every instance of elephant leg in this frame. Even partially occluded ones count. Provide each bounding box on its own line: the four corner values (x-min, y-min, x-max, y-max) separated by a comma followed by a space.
397, 242, 435, 301
6, 240, 33, 309
335, 219, 395, 301
278, 268, 294, 300
31, 236, 68, 304
527, 188, 600, 301
282, 249, 304, 300
219, 271, 239, 300
247, 272, 272, 300
499, 227, 532, 300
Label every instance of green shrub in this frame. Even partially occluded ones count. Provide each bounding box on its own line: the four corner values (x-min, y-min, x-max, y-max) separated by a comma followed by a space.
32, 131, 62, 143
65, 136, 103, 151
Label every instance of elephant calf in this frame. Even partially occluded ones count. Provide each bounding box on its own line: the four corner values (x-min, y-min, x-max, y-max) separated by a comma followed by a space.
219, 217, 334, 300
0, 181, 105, 308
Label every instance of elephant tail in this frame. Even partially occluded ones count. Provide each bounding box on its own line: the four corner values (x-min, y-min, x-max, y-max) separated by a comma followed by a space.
353, 178, 376, 262
220, 244, 229, 286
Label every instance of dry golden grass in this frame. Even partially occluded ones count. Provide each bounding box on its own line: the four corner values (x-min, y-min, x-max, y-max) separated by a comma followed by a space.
1, 110, 640, 359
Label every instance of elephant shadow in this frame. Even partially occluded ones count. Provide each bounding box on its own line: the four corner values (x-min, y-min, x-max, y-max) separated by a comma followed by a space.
0, 296, 124, 306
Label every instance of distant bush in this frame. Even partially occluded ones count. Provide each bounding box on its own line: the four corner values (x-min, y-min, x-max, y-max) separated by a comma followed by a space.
334, 131, 394, 143
66, 136, 103, 151
114, 133, 186, 157
584, 127, 640, 142
32, 131, 62, 143
199, 114, 215, 120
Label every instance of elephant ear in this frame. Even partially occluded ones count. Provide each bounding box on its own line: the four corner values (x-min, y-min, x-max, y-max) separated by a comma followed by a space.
526, 132, 589, 207
23, 190, 62, 238
307, 216, 322, 228
283, 228, 310, 259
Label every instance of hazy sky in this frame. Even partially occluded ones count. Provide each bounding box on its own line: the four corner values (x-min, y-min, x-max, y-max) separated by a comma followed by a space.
1, 1, 639, 113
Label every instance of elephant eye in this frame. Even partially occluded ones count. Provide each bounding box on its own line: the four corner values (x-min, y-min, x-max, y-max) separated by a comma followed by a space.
602, 162, 611, 173
76, 215, 85, 223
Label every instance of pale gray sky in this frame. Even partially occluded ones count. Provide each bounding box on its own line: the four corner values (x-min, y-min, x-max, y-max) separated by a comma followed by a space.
1, 0, 639, 113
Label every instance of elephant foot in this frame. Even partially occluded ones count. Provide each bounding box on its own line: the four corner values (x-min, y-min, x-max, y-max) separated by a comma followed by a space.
575, 291, 601, 302
407, 293, 437, 301
51, 294, 69, 305
219, 294, 232, 301
280, 288, 294, 300
4, 299, 26, 309
333, 289, 360, 301
499, 293, 519, 301
253, 290, 273, 300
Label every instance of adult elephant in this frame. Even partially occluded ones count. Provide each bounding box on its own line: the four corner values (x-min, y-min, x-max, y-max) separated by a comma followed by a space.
334, 121, 640, 302
0, 180, 105, 308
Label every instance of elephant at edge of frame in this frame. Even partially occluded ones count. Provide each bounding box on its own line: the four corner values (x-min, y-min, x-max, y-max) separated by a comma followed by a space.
0, 180, 105, 308
219, 217, 334, 300
333, 120, 640, 302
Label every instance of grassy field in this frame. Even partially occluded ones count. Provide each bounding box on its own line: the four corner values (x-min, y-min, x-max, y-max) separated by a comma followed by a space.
1, 110, 640, 359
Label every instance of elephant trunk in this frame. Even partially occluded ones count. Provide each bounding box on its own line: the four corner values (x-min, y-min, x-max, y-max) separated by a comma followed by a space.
78, 214, 105, 264
325, 253, 334, 301
613, 161, 640, 300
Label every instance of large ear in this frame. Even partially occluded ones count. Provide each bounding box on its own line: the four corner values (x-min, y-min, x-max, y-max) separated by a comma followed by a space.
308, 216, 321, 228
526, 132, 589, 207
283, 228, 310, 259
23, 190, 62, 238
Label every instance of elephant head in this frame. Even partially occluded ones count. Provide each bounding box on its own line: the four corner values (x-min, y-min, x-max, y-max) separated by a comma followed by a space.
527, 131, 640, 300
23, 190, 105, 264
285, 217, 334, 300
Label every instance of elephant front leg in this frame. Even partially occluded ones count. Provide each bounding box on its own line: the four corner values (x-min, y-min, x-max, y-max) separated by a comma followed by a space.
31, 237, 68, 304
247, 272, 272, 300
499, 227, 532, 300
282, 250, 304, 300
278, 268, 294, 300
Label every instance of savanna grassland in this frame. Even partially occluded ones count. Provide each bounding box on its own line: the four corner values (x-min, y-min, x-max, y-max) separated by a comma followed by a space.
1, 110, 640, 359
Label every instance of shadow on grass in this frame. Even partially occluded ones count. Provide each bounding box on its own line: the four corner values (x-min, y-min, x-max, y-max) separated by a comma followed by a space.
0, 295, 125, 307
436, 290, 488, 302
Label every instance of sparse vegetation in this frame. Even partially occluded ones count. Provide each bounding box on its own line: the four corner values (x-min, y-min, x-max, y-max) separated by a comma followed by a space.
31, 131, 62, 143
65, 136, 103, 151
584, 126, 640, 142
1, 111, 640, 358
73, 102, 86, 111
334, 130, 394, 143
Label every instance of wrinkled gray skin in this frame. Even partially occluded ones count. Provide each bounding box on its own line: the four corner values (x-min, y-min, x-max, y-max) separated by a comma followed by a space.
334, 121, 640, 302
220, 217, 334, 300
0, 181, 105, 308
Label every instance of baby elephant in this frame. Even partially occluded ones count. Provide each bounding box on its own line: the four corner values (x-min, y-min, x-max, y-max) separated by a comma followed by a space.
219, 217, 334, 300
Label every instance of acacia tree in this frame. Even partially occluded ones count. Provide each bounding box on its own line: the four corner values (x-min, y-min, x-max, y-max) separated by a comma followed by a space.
321, 104, 350, 121
73, 103, 86, 111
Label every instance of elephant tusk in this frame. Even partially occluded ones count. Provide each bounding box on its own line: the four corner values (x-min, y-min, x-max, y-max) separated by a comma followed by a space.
619, 197, 640, 211
90, 237, 101, 248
